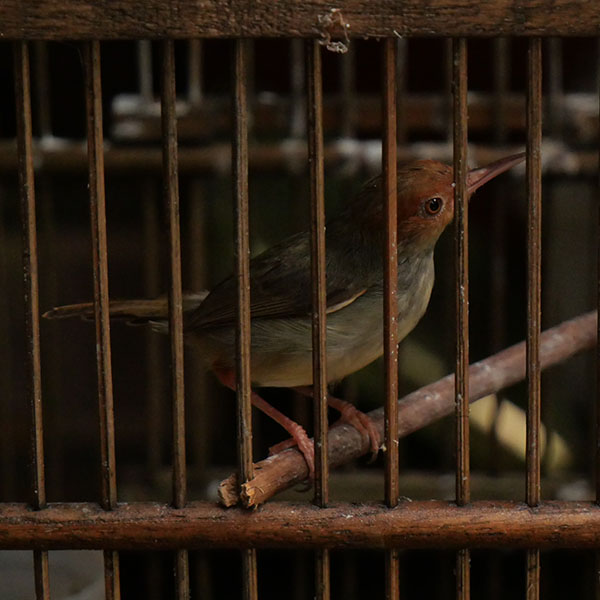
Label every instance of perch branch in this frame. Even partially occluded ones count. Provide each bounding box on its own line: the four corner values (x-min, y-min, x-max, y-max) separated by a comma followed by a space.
218, 311, 597, 508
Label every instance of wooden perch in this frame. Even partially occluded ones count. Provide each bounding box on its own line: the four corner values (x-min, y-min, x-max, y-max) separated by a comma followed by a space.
218, 311, 597, 508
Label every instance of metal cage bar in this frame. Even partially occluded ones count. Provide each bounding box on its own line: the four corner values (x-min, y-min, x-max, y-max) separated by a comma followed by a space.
307, 39, 328, 510
232, 38, 259, 600
452, 36, 471, 600
160, 39, 190, 599
596, 36, 600, 600
306, 38, 331, 600
3, 2, 600, 38
4, 501, 600, 549
2, 25, 597, 599
382, 36, 400, 600
13, 40, 51, 600
525, 36, 543, 600
82, 39, 121, 600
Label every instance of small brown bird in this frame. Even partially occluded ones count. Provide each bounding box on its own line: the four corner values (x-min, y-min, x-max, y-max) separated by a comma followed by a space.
45, 153, 524, 476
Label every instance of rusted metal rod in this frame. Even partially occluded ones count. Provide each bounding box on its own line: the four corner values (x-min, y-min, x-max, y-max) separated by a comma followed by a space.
160, 38, 189, 600
2, 1, 600, 39
526, 36, 543, 600
83, 39, 121, 600
382, 36, 400, 600
452, 35, 471, 600
3, 501, 600, 550
13, 39, 51, 600
219, 310, 597, 507
307, 38, 330, 600
307, 38, 328, 509
232, 38, 259, 600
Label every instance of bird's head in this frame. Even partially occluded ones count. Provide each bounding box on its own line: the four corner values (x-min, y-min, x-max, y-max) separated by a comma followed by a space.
345, 152, 525, 252
393, 152, 526, 249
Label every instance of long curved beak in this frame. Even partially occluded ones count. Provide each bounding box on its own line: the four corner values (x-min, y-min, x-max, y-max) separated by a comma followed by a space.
467, 152, 526, 194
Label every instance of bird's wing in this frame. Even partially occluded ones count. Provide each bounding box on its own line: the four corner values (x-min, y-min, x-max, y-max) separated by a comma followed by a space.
185, 232, 369, 331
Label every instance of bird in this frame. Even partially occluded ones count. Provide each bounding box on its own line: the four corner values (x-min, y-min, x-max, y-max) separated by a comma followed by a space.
44, 152, 525, 478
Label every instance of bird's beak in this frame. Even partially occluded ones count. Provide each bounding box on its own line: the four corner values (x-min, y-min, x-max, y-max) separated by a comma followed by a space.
466, 152, 526, 195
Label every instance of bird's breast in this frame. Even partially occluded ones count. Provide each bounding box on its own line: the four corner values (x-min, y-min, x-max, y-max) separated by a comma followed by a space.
196, 252, 435, 388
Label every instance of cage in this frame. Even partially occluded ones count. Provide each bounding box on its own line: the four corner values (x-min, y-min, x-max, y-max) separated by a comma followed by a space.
1, 2, 600, 599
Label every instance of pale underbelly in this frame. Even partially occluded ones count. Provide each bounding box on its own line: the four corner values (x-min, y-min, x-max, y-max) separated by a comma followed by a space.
196, 276, 432, 388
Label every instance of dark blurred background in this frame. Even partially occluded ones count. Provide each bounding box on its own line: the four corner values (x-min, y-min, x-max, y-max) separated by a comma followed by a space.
0, 38, 598, 599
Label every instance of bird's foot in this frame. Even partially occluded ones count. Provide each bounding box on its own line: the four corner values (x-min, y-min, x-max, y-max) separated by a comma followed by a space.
328, 397, 381, 462
268, 429, 314, 480
291, 386, 381, 462
213, 368, 315, 480
269, 437, 297, 455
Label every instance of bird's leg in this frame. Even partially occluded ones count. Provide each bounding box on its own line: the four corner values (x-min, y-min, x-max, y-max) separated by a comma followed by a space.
292, 386, 381, 461
214, 369, 315, 479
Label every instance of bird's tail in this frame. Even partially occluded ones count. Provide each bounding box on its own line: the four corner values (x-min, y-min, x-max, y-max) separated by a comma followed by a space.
43, 292, 208, 326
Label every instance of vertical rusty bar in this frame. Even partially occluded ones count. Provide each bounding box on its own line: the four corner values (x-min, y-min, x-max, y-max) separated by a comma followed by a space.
83, 40, 120, 600
160, 39, 190, 599
161, 37, 187, 514
233, 36, 254, 502
382, 37, 400, 600
526, 36, 543, 600
13, 40, 51, 600
307, 39, 329, 510
597, 35, 600, 508
307, 38, 331, 600
383, 37, 399, 511
452, 36, 470, 600
233, 38, 258, 600
382, 38, 400, 600
597, 39, 600, 600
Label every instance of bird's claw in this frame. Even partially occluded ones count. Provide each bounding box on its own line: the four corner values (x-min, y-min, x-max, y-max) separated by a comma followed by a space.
333, 404, 381, 463
268, 431, 315, 481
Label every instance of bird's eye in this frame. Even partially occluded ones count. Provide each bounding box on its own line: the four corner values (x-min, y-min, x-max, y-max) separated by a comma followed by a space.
424, 197, 443, 215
